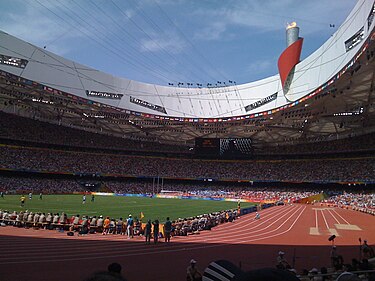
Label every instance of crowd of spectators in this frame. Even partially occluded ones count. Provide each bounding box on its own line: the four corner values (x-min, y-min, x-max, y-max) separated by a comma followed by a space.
323, 191, 375, 215
0, 176, 85, 194
0, 207, 239, 239
0, 111, 189, 154
257, 132, 375, 156
158, 186, 318, 203
1, 145, 374, 182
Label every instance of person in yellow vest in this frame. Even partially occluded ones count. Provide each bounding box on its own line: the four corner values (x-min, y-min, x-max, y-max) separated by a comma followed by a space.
20, 195, 26, 207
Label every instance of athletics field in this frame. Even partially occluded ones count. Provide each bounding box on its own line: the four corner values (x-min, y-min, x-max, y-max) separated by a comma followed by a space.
0, 194, 255, 221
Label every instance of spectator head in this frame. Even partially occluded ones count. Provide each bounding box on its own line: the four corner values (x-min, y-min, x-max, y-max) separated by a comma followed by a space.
233, 268, 300, 281
107, 263, 122, 274
84, 271, 126, 281
309, 268, 318, 275
336, 272, 361, 281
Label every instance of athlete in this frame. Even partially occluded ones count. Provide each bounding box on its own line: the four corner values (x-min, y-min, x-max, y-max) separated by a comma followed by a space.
91, 194, 95, 202
82, 194, 86, 204
255, 212, 260, 220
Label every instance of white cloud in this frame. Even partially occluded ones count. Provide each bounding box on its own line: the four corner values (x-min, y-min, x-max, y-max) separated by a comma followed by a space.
246, 59, 273, 75
0, 1, 81, 55
194, 22, 227, 41
140, 35, 186, 54
192, 0, 356, 41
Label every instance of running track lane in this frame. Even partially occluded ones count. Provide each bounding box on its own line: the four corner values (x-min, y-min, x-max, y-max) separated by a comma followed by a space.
0, 204, 374, 281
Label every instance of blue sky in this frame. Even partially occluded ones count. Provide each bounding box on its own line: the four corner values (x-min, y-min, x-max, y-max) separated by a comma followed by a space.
0, 0, 356, 86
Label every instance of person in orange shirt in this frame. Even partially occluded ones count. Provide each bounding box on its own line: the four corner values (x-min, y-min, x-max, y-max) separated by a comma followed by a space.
103, 216, 110, 235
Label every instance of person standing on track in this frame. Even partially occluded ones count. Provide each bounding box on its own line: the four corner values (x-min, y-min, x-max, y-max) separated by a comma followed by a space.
164, 217, 172, 243
153, 219, 159, 244
145, 219, 152, 244
126, 215, 134, 238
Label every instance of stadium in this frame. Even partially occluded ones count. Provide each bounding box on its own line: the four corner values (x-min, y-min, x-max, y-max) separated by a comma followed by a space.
0, 1, 375, 281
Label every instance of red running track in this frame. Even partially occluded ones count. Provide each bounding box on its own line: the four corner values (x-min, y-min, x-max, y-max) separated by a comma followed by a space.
0, 204, 374, 281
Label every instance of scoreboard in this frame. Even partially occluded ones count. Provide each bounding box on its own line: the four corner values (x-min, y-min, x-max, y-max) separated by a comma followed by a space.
194, 138, 220, 157
195, 138, 253, 159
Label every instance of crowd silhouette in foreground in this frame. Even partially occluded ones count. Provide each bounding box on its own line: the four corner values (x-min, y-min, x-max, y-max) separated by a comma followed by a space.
84, 244, 375, 281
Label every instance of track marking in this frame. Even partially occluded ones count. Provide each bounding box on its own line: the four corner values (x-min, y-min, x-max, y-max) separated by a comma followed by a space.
327, 209, 340, 224
332, 209, 350, 225
329, 228, 339, 237
310, 208, 321, 235
321, 209, 330, 229
334, 224, 361, 231
309, 227, 320, 235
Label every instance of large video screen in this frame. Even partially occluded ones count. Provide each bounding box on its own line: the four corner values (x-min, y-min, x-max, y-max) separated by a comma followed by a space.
195, 138, 220, 157
195, 138, 253, 159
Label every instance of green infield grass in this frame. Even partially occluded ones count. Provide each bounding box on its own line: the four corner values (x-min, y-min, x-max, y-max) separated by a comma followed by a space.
0, 195, 255, 221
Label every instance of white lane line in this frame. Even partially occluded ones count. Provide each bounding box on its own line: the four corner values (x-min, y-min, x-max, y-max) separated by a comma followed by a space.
321, 210, 330, 229
332, 209, 350, 225
197, 206, 304, 243
327, 209, 340, 224
184, 206, 301, 242
315, 209, 319, 228
208, 205, 297, 233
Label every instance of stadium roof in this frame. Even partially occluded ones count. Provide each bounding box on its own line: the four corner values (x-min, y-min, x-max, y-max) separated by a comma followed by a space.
0, 0, 375, 147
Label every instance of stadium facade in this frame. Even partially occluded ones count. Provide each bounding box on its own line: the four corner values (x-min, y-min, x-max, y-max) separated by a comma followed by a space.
0, 0, 375, 147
